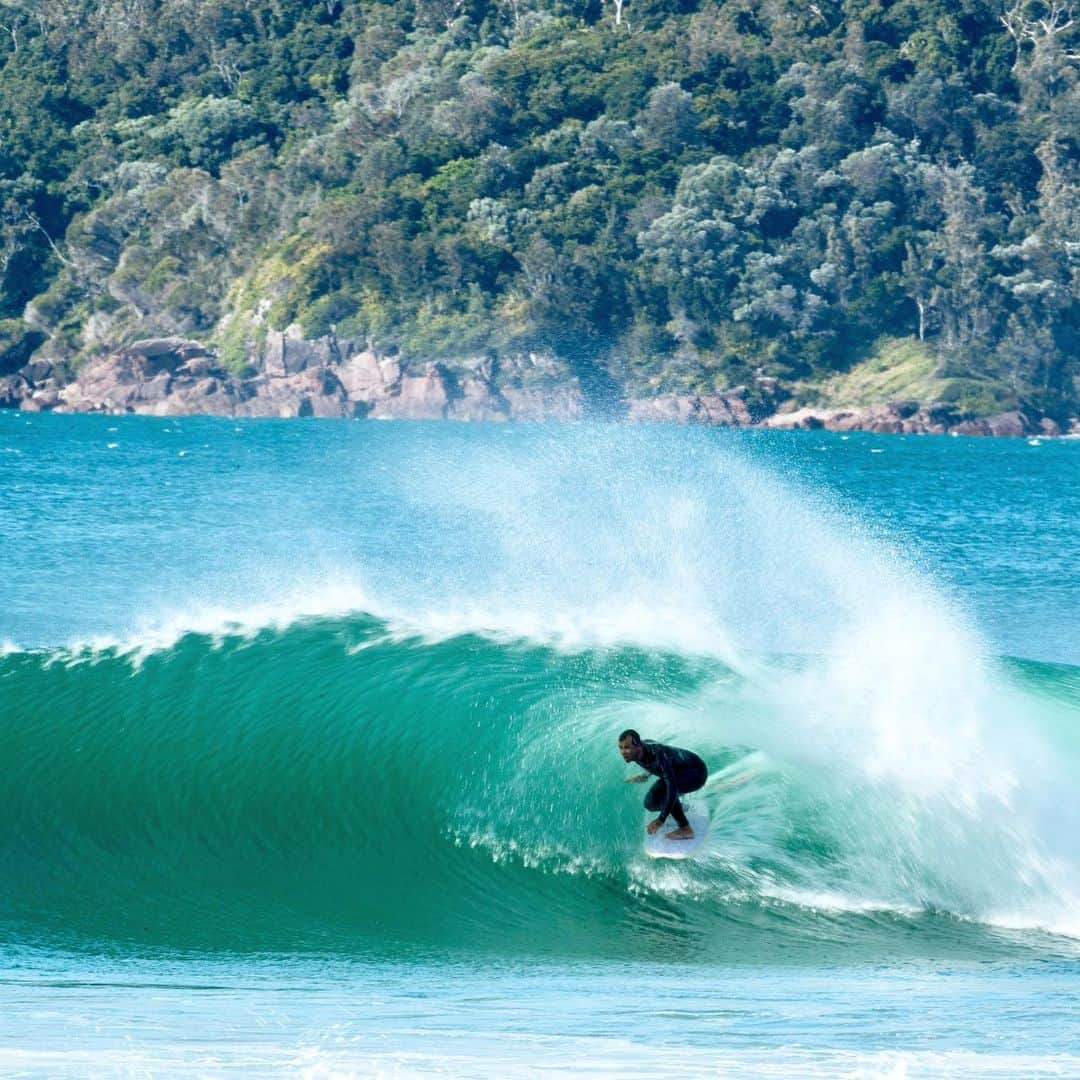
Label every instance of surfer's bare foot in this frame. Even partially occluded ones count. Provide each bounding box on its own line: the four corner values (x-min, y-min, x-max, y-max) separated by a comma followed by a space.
665, 826, 694, 840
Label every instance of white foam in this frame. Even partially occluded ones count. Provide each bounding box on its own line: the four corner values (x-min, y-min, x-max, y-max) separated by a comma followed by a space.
44, 578, 376, 661
757, 883, 922, 918
373, 596, 741, 662
0, 1040, 1073, 1078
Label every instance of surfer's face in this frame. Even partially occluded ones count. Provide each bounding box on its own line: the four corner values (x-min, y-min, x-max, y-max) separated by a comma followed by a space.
619, 737, 642, 762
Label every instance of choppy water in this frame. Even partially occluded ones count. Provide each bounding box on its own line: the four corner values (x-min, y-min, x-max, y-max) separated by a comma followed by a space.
1, 413, 1078, 1076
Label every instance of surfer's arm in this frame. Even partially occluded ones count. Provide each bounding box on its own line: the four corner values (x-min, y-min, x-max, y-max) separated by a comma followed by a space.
624, 773, 649, 783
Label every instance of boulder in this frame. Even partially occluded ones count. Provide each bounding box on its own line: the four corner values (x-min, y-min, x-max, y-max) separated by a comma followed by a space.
65, 353, 151, 411
946, 410, 1034, 437
237, 367, 349, 418
501, 384, 584, 421
21, 358, 56, 384
861, 403, 905, 431
370, 367, 450, 419
177, 356, 214, 379
984, 410, 1033, 437
337, 349, 400, 402
923, 403, 960, 426
948, 418, 992, 436
121, 337, 209, 374
262, 327, 339, 377
261, 332, 288, 377
821, 410, 865, 432
146, 376, 239, 417
232, 377, 282, 418
139, 371, 173, 403
625, 392, 747, 426
715, 393, 753, 426
902, 413, 947, 435
29, 386, 61, 411
626, 395, 700, 424
297, 367, 350, 419
446, 376, 509, 421
760, 407, 838, 430
0, 374, 29, 409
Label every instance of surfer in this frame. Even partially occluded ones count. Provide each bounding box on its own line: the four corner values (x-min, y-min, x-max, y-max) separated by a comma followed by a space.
619, 729, 708, 840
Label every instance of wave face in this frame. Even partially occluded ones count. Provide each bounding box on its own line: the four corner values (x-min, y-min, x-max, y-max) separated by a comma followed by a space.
2, 622, 1077, 959
1, 419, 1078, 960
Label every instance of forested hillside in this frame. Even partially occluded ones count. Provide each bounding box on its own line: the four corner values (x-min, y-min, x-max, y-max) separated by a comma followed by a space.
0, 0, 1077, 416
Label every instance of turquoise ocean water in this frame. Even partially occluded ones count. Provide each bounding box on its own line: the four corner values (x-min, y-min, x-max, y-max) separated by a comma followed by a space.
1, 412, 1078, 1077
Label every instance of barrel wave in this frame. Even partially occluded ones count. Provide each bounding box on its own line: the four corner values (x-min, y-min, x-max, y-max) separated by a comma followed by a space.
2, 618, 1077, 960
2, 422, 1078, 962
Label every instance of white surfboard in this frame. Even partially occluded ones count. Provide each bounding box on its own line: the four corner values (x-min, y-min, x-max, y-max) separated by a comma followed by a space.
643, 806, 710, 860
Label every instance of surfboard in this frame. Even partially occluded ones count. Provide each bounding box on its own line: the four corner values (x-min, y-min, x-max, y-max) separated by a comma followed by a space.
643, 806, 710, 860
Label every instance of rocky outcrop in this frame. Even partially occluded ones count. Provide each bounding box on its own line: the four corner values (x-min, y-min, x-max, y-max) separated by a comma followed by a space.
1, 329, 1070, 435
757, 401, 1053, 436
0, 373, 31, 409
121, 337, 210, 365
500, 384, 582, 421
14, 331, 584, 422
336, 350, 400, 403
624, 393, 1071, 436
626, 392, 754, 426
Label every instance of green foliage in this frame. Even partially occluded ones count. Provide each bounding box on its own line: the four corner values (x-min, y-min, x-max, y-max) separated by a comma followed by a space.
936, 377, 1018, 416
116, 98, 270, 174
0, 0, 1076, 413
0, 318, 45, 374
215, 312, 265, 376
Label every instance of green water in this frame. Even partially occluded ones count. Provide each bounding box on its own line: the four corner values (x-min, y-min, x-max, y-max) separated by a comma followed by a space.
0, 413, 1077, 1075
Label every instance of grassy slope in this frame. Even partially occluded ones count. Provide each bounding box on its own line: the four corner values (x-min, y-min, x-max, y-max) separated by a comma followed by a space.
809, 337, 1019, 415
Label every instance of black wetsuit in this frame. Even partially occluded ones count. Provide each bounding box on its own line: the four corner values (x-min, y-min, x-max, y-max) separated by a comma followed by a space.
638, 740, 708, 829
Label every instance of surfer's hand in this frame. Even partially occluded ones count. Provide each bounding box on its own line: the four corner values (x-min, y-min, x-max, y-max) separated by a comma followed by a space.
625, 774, 648, 783
646, 818, 664, 834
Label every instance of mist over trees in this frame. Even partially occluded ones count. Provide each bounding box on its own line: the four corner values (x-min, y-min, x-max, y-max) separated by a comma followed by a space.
0, 0, 1077, 415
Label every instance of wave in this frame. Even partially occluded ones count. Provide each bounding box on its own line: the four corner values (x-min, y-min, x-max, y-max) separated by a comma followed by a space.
3, 425, 1077, 959
2, 616, 1077, 960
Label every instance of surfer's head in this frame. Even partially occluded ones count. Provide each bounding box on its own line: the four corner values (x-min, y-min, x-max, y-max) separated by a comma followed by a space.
618, 730, 644, 762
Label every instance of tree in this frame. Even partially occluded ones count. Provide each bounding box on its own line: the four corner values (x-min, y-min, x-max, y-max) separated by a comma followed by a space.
637, 83, 698, 155
905, 163, 998, 361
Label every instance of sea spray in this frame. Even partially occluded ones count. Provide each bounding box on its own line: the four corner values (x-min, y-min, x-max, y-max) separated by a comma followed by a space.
373, 425, 1080, 934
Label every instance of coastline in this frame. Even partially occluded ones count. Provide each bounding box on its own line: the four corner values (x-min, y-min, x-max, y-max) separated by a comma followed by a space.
2, 331, 1074, 436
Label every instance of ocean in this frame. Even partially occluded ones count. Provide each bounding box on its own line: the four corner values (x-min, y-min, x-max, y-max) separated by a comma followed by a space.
1, 412, 1077, 1077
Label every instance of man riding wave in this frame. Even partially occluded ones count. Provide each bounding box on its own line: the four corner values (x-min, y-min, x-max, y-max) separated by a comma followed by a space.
619, 729, 708, 840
